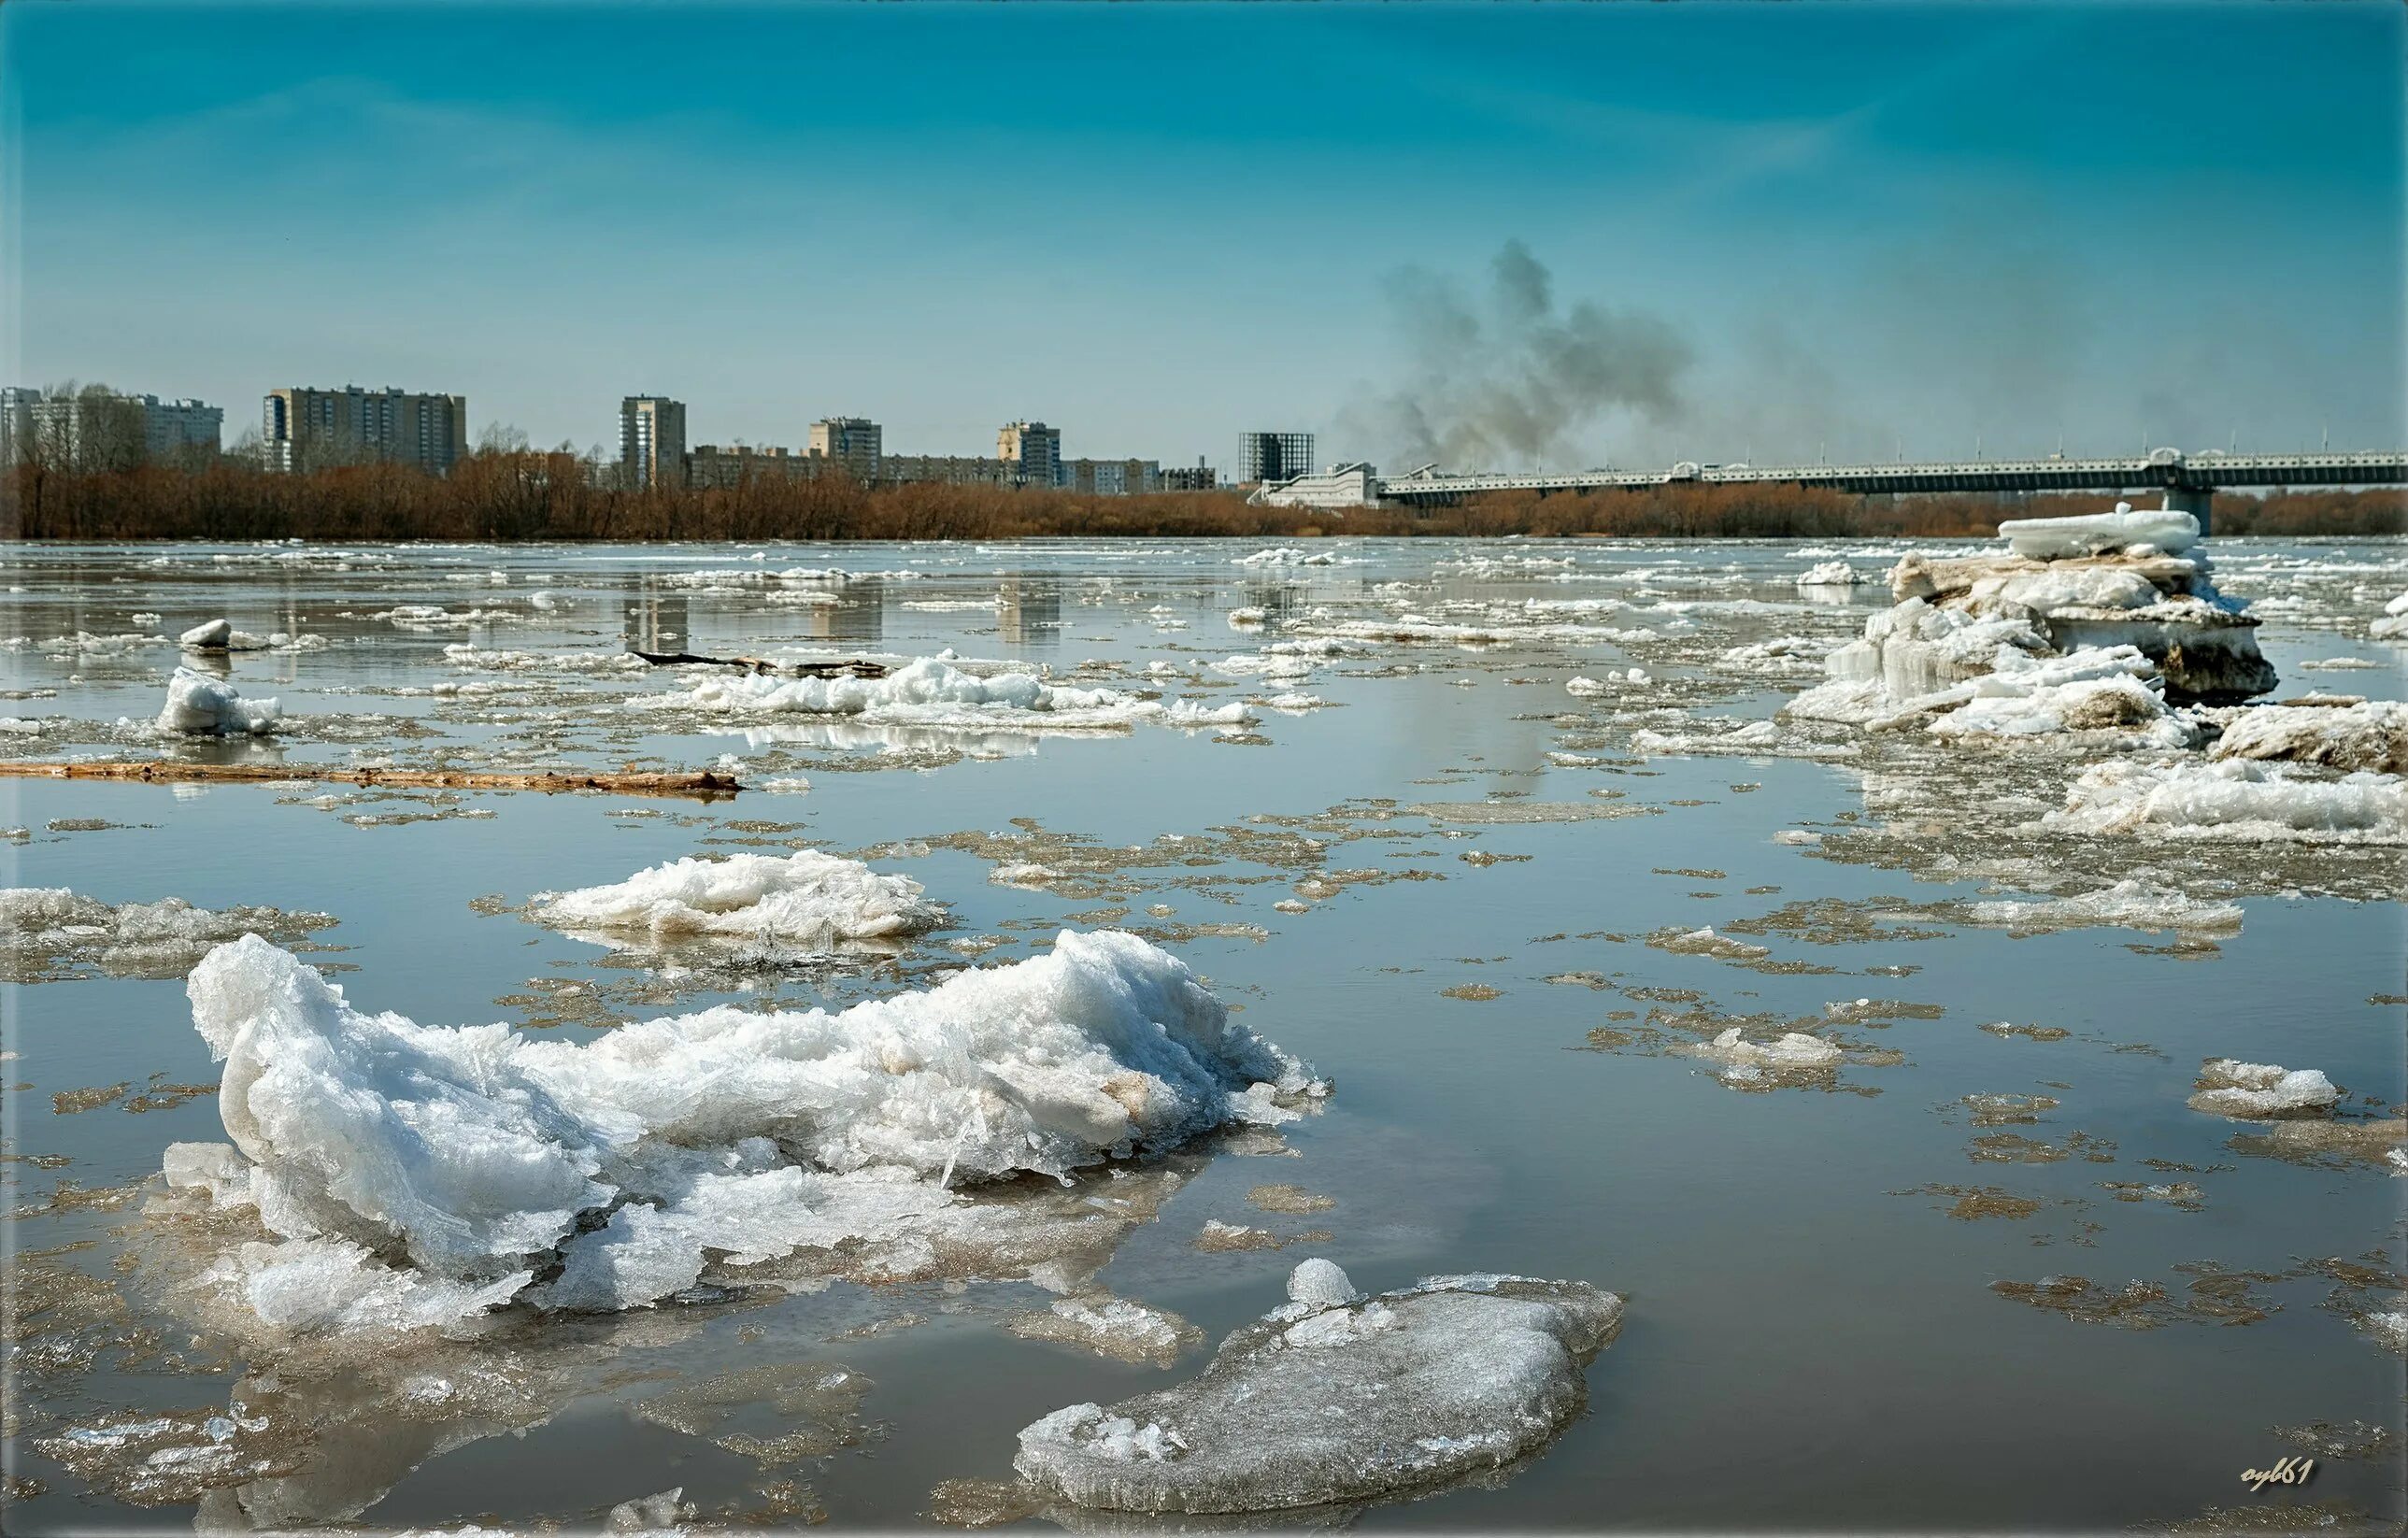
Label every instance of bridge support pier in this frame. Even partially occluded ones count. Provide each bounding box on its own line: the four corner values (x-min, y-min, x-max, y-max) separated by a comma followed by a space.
2160, 486, 2213, 536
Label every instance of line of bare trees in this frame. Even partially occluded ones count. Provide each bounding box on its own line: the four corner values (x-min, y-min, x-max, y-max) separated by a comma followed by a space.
6, 444, 2400, 543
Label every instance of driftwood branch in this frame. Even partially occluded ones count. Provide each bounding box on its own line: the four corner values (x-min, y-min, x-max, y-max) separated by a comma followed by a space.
633, 650, 890, 679
0, 761, 741, 800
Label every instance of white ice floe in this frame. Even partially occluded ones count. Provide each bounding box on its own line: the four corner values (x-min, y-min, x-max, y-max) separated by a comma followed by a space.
1679, 1027, 1845, 1080
179, 619, 235, 649
2208, 699, 2408, 776
1012, 1262, 1621, 1515
1227, 607, 1268, 629
157, 668, 281, 735
1796, 560, 1862, 589
1565, 669, 1647, 697
1005, 1294, 1203, 1366
2371, 593, 2408, 641
1961, 879, 2242, 934
174, 930, 1319, 1322
645, 657, 1249, 733
1997, 505, 2199, 560
1234, 548, 1342, 567
2044, 758, 2408, 845
2187, 1059, 2341, 1119
527, 850, 942, 950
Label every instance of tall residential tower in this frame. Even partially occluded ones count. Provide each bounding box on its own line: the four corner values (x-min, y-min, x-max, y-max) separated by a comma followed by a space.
620, 396, 689, 489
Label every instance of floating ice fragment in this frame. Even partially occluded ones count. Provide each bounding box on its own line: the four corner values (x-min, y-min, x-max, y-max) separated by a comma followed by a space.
1796, 560, 1862, 589
157, 668, 280, 735
527, 850, 941, 950
2187, 1059, 2341, 1120
1288, 1258, 1359, 1309
178, 619, 234, 650
1012, 1267, 1622, 1514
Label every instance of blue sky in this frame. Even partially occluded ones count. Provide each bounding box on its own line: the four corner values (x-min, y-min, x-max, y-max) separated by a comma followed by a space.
6, 2, 2401, 471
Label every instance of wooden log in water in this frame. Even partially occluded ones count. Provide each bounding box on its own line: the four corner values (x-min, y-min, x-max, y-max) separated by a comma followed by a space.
633, 650, 890, 679
0, 760, 742, 800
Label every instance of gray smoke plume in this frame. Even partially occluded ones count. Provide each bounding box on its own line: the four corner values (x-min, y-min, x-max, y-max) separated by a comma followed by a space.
1339, 240, 1691, 473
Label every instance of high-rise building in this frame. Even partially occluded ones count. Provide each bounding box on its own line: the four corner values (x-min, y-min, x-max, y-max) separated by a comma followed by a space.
808, 418, 881, 482
264, 386, 466, 475
620, 397, 688, 490
1240, 431, 1315, 485
997, 421, 1062, 488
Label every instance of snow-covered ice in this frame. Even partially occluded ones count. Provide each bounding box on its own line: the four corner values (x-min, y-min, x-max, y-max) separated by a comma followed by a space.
1996, 506, 2200, 560
1011, 1262, 1621, 1514
1796, 560, 1862, 589
527, 850, 942, 951
644, 656, 1249, 733
171, 930, 1319, 1323
2208, 699, 2407, 776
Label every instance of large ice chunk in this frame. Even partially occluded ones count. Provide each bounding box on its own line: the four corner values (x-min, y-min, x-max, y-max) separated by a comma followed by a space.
2043, 758, 2408, 844
157, 667, 280, 735
2187, 1059, 2341, 1120
1997, 506, 2200, 560
527, 850, 942, 949
2208, 700, 2408, 776
1012, 1265, 1622, 1514
178, 930, 1318, 1317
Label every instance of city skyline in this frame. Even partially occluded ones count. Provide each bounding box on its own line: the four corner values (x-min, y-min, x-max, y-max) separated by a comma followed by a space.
7, 4, 2402, 472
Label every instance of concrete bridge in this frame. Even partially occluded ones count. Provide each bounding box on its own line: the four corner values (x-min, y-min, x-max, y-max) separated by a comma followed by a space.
1254, 449, 2408, 531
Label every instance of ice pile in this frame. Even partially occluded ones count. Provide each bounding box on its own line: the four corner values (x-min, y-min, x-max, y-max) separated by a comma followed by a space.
2372, 593, 2408, 641
157, 668, 281, 735
2208, 699, 2408, 776
645, 656, 1248, 733
2187, 1059, 2341, 1120
527, 850, 942, 951
166, 930, 1319, 1325
1788, 505, 2275, 746
2043, 758, 2408, 845
1012, 1261, 1622, 1515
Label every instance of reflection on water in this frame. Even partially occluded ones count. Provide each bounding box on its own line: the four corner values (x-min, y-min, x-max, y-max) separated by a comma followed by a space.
1, 536, 2401, 1532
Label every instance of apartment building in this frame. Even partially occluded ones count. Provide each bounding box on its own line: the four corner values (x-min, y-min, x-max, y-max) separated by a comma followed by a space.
264, 386, 467, 475
881, 454, 1009, 487
808, 418, 882, 482
686, 444, 837, 490
6, 390, 221, 469
1160, 460, 1219, 492
1062, 457, 1161, 496
997, 420, 1062, 488
620, 396, 688, 490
